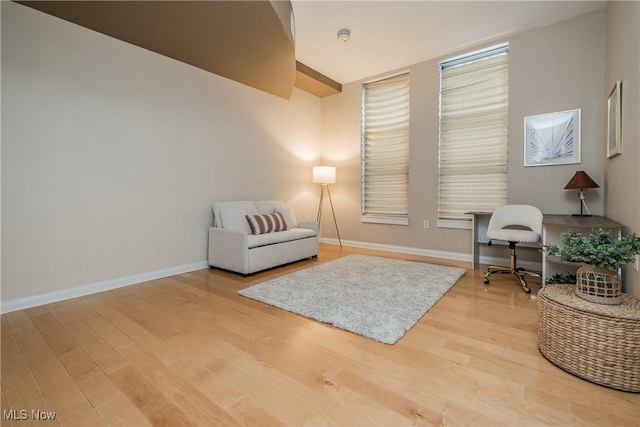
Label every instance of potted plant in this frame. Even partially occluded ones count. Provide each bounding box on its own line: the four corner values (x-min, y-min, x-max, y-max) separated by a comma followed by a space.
545, 272, 577, 285
542, 228, 640, 305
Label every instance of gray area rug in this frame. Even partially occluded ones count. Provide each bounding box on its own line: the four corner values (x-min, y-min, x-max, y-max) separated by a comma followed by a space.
238, 254, 466, 344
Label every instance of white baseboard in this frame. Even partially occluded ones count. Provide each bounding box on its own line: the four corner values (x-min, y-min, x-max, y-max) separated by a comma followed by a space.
319, 237, 542, 271
2, 239, 543, 314
1, 261, 209, 314
320, 237, 471, 262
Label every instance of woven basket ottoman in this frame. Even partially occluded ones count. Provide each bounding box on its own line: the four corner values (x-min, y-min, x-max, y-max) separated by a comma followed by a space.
538, 285, 640, 392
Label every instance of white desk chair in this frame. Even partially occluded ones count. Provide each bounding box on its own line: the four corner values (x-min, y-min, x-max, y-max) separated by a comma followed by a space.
483, 205, 543, 293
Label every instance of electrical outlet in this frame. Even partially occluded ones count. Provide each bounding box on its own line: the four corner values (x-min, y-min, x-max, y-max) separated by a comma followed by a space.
423, 220, 429, 229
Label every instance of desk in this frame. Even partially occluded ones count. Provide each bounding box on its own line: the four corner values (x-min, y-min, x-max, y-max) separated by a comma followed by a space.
468, 212, 624, 284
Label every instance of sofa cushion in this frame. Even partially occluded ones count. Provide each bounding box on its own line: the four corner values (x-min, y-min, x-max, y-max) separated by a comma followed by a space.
247, 227, 317, 249
212, 201, 258, 229
254, 200, 288, 214
275, 205, 298, 228
218, 207, 252, 233
253, 200, 298, 228
246, 212, 288, 235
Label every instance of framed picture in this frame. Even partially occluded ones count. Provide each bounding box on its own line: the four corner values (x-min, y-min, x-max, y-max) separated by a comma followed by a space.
607, 80, 622, 159
524, 109, 581, 167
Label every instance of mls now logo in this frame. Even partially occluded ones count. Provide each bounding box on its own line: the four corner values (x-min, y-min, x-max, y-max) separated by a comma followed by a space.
4, 409, 57, 420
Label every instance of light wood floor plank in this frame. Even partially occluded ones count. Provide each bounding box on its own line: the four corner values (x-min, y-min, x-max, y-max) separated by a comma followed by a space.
67, 300, 135, 351
1, 386, 16, 427
327, 369, 445, 425
2, 244, 638, 426
1, 318, 60, 427
174, 350, 374, 427
28, 309, 120, 407
117, 343, 239, 426
524, 387, 638, 427
6, 311, 103, 426
440, 400, 504, 426
86, 296, 190, 366
93, 394, 152, 427
169, 354, 296, 425
1, 318, 49, 410
47, 302, 129, 374
43, 304, 158, 425
106, 365, 196, 427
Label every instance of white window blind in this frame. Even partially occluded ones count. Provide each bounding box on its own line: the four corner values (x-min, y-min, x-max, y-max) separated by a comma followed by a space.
361, 73, 410, 222
438, 45, 509, 223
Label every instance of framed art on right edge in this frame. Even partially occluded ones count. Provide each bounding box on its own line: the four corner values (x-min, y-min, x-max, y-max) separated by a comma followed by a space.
607, 80, 622, 159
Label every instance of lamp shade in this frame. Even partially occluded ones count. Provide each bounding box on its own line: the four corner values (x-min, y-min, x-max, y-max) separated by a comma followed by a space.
564, 171, 599, 189
313, 166, 336, 184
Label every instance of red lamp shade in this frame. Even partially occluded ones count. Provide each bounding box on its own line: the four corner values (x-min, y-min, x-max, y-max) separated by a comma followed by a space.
564, 171, 599, 190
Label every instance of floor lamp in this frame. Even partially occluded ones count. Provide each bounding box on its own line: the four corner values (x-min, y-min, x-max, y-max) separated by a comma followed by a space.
313, 166, 342, 247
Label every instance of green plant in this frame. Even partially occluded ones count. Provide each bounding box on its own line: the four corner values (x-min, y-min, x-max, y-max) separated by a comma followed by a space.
545, 272, 577, 285
542, 228, 640, 271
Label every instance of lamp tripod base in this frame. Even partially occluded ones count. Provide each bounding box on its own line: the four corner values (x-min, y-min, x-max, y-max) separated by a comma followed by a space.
317, 184, 342, 248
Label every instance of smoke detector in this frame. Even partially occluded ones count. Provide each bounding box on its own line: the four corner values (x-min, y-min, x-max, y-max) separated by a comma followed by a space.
337, 28, 351, 44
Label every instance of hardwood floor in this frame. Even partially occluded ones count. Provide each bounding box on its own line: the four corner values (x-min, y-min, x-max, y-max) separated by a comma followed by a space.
2, 244, 638, 426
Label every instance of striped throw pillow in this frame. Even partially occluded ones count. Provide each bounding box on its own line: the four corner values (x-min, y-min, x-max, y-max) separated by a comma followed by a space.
245, 212, 288, 235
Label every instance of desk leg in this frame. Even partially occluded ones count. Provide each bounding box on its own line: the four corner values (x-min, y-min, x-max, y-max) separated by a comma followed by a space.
471, 216, 480, 269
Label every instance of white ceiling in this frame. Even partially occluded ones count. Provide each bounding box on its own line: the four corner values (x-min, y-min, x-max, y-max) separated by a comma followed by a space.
292, 0, 608, 84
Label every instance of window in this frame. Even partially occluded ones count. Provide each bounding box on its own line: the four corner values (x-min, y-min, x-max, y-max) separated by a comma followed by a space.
361, 73, 410, 225
438, 44, 509, 228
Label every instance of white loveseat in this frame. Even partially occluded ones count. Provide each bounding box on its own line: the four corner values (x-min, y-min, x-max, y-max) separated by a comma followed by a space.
208, 200, 318, 275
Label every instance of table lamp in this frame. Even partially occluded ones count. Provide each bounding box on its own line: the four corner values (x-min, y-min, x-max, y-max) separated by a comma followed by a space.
564, 170, 599, 217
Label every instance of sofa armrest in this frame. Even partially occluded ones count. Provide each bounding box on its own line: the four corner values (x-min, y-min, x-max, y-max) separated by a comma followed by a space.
297, 221, 319, 233
208, 227, 249, 274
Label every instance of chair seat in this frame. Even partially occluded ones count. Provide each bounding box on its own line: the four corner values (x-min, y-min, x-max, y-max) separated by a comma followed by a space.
486, 229, 540, 243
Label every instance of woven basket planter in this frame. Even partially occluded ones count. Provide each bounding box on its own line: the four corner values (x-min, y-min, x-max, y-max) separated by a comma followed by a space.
538, 285, 640, 392
575, 264, 622, 305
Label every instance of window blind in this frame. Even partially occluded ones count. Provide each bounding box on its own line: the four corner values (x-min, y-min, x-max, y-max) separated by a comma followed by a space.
438, 46, 508, 222
361, 73, 410, 221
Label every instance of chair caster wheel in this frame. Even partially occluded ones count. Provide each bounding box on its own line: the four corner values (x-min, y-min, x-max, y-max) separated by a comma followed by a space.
483, 278, 489, 285
524, 287, 531, 294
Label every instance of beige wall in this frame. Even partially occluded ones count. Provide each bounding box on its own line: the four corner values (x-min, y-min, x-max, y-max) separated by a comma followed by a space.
3, 2, 638, 305
1, 2, 322, 302
321, 11, 607, 261
605, 1, 640, 296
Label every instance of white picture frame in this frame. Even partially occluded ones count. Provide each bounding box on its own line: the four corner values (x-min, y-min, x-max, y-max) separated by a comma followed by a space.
607, 81, 622, 159
524, 109, 581, 167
